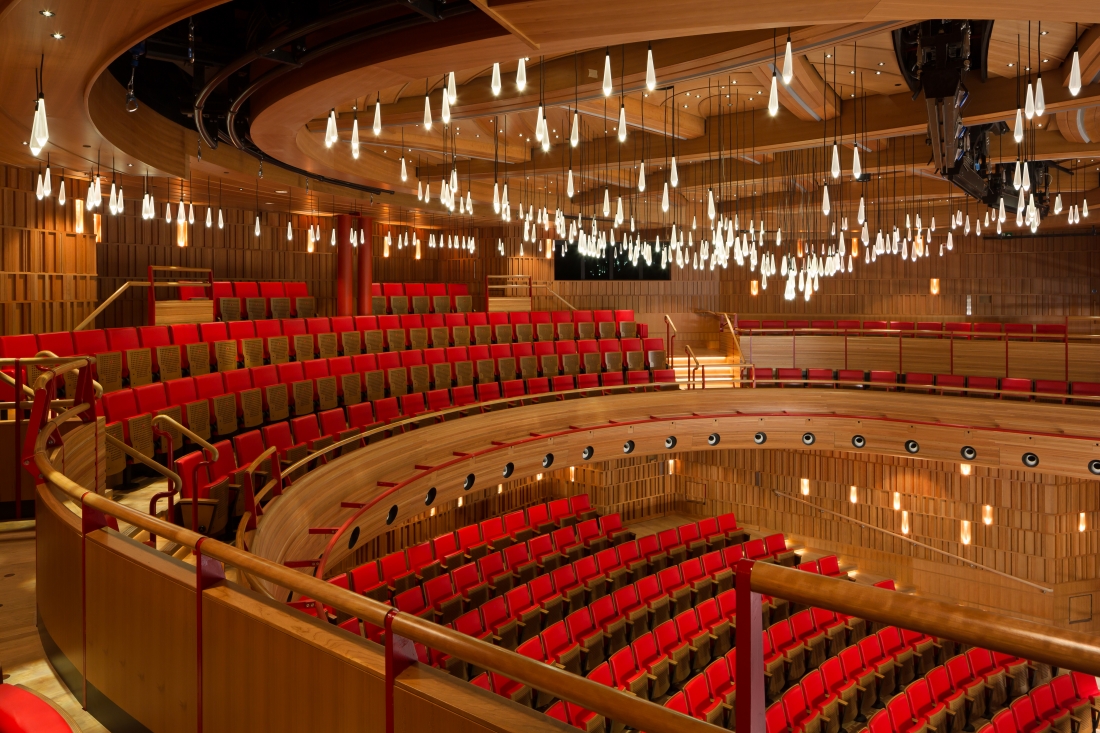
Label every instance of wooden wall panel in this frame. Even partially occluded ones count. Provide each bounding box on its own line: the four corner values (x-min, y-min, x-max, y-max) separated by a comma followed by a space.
721, 231, 1100, 323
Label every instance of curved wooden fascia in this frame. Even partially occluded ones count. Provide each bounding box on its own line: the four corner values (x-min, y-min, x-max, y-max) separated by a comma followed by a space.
251, 389, 1100, 592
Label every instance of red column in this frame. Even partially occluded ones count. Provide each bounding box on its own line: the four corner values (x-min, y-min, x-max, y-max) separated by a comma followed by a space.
357, 215, 373, 316
336, 214, 353, 316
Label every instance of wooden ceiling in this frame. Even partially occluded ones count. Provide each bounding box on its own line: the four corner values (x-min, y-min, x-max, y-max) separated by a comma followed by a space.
3, 0, 1100, 230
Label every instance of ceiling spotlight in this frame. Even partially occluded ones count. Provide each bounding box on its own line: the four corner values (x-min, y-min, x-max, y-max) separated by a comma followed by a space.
50, 31, 63, 39
39, 8, 54, 15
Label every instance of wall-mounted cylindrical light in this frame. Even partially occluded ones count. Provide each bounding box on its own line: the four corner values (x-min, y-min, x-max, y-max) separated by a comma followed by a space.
901, 510, 910, 535
1080, 512, 1087, 533
982, 505, 993, 525
74, 199, 84, 233
497, 484, 503, 494
457, 496, 464, 507
536, 473, 543, 481
668, 459, 675, 474
569, 466, 576, 481
751, 280, 759, 296
892, 491, 901, 511
801, 478, 810, 496
960, 519, 972, 545
930, 278, 940, 295
849, 485, 858, 504
960, 463, 972, 476
430, 507, 436, 516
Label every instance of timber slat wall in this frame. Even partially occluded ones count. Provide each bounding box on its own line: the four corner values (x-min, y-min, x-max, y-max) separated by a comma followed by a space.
0, 166, 97, 334
721, 231, 1100, 319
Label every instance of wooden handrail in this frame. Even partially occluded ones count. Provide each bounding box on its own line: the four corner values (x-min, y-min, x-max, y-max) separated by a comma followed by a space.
104, 433, 182, 501
684, 345, 704, 389
152, 414, 218, 461
748, 562, 1100, 674
33, 432, 718, 733
773, 488, 1053, 594
74, 281, 144, 331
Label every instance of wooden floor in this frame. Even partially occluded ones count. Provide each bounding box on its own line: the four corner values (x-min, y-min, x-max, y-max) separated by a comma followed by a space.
0, 523, 107, 733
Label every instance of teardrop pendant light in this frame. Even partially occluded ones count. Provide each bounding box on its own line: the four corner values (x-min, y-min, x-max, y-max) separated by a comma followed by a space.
188, 203, 194, 225
645, 45, 656, 91
830, 143, 841, 179
1022, 162, 1031, 191
516, 58, 527, 90
1070, 47, 1082, 96
1013, 161, 1022, 190
852, 146, 862, 179
351, 115, 360, 159
1034, 77, 1046, 117
857, 196, 865, 225
821, 185, 831, 216
603, 188, 610, 217
767, 73, 779, 116
782, 36, 794, 84
661, 182, 669, 213
441, 91, 451, 124
36, 173, 43, 200
43, 166, 52, 197
57, 178, 66, 206
567, 169, 574, 198
324, 109, 337, 148
617, 104, 627, 142
602, 52, 613, 96
1013, 108, 1024, 143
707, 189, 716, 220
570, 111, 579, 147
637, 161, 646, 192
447, 72, 457, 104
373, 97, 382, 135
670, 157, 679, 187
205, 206, 212, 228
254, 214, 261, 237
535, 105, 544, 142
286, 221, 293, 241
218, 209, 224, 229
423, 95, 432, 130
1024, 83, 1035, 119
491, 63, 502, 95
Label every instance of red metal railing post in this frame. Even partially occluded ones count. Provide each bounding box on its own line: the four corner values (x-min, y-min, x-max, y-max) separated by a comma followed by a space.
14, 359, 22, 518
735, 559, 765, 733
194, 537, 225, 733
385, 608, 418, 733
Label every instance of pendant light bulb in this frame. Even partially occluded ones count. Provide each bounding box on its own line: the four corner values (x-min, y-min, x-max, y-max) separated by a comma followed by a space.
821, 185, 831, 217
535, 105, 544, 142
857, 196, 865, 225
218, 209, 224, 229
516, 58, 527, 91
638, 161, 646, 192
351, 117, 360, 159
782, 38, 794, 85
670, 156, 679, 187
1022, 162, 1031, 192
852, 146, 862, 179
567, 169, 574, 198
493, 182, 501, 213
177, 200, 186, 224
205, 206, 212, 228
400, 157, 407, 182
617, 104, 627, 142
831, 143, 841, 179
254, 214, 261, 237
57, 178, 66, 206
325, 109, 337, 148
1084, 199, 1090, 218
1024, 83, 1035, 120
767, 73, 779, 116
1013, 162, 1022, 190
441, 91, 451, 124
447, 71, 457, 105
423, 95, 432, 130
286, 220, 293, 241
1034, 76, 1046, 117
602, 52, 613, 97
36, 173, 43, 200
603, 188, 610, 217
707, 189, 716, 220
491, 63, 502, 96
1070, 49, 1082, 96
646, 45, 657, 91
43, 166, 52, 198
570, 111, 579, 147
188, 203, 194, 225
661, 182, 669, 213
1013, 108, 1024, 143
373, 99, 382, 135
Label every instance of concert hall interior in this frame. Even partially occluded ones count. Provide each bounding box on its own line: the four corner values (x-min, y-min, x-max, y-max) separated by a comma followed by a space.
1, 2, 1100, 732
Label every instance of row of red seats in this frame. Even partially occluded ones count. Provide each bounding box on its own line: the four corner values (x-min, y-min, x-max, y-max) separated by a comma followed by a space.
101, 356, 676, 467
192, 281, 310, 320
758, 368, 1100, 402
973, 674, 1099, 733
739, 320, 1068, 340
369, 282, 469, 315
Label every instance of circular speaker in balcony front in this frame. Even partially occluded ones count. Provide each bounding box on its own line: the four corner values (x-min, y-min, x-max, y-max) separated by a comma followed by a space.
386, 505, 398, 525
752, 432, 765, 445
463, 473, 475, 490
502, 462, 514, 478
623, 440, 635, 454
1022, 452, 1039, 468
802, 432, 816, 446
424, 487, 437, 506
542, 453, 555, 468
665, 436, 677, 449
1089, 459, 1100, 476
851, 435, 866, 449
961, 445, 977, 460
905, 440, 920, 454
709, 433, 723, 446
582, 446, 594, 460
348, 526, 361, 550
